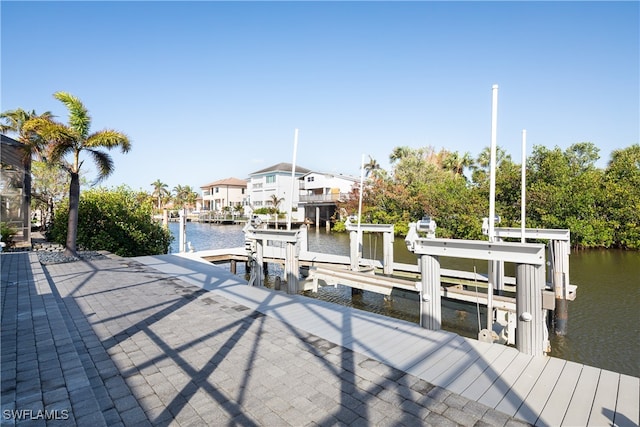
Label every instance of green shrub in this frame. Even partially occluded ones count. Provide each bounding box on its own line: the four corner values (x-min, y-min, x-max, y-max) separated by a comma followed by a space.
252, 207, 270, 215
48, 186, 173, 256
0, 222, 17, 249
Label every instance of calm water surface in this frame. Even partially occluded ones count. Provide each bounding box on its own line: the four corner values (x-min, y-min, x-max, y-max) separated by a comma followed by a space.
169, 222, 639, 377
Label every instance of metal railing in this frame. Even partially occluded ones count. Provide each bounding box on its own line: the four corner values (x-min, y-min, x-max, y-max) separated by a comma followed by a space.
298, 193, 347, 203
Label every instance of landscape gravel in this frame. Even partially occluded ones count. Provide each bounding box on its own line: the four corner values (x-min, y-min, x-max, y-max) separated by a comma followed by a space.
37, 250, 108, 265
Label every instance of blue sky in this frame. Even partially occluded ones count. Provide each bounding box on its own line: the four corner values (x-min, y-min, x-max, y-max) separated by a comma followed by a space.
2, 1, 638, 193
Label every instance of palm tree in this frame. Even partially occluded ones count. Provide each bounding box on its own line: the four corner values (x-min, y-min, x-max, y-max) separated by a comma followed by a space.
151, 179, 170, 209
363, 155, 380, 178
173, 185, 198, 210
24, 92, 131, 257
389, 146, 411, 164
268, 194, 284, 226
475, 145, 510, 171
442, 150, 473, 178
1, 108, 54, 239
268, 194, 284, 212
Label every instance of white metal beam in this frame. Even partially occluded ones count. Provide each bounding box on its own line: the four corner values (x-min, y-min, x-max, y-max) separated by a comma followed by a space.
407, 238, 546, 265
345, 223, 394, 233
245, 229, 299, 243
493, 227, 570, 241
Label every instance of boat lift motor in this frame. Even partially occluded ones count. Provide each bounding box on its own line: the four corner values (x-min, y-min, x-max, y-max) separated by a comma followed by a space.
416, 216, 437, 238
405, 217, 437, 253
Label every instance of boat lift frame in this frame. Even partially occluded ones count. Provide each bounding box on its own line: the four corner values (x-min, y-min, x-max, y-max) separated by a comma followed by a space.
405, 223, 548, 356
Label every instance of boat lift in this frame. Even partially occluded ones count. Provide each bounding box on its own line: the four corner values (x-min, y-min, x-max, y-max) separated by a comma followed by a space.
405, 220, 550, 356
482, 223, 575, 336
243, 218, 304, 294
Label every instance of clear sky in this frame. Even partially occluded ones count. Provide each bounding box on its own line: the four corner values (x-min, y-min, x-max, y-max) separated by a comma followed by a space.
2, 1, 638, 193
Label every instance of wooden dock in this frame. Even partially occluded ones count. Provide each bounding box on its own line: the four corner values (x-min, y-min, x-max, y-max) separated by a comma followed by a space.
136, 252, 639, 427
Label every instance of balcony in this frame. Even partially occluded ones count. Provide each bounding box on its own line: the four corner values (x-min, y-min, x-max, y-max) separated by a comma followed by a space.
298, 193, 348, 204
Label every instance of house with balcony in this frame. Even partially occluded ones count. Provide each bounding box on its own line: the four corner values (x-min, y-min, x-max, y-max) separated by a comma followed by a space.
298, 171, 359, 228
248, 163, 311, 222
200, 177, 248, 212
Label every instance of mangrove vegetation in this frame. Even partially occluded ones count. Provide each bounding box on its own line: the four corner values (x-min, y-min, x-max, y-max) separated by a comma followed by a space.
336, 143, 640, 250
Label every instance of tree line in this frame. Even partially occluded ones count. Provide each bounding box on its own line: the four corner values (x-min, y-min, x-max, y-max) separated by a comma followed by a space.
337, 143, 640, 250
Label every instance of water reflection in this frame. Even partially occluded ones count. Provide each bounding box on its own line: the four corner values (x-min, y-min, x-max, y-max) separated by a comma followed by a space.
168, 222, 639, 377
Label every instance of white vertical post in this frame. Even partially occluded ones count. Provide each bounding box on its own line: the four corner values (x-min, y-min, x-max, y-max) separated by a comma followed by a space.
419, 255, 442, 330
285, 242, 298, 294
179, 207, 187, 253
383, 231, 394, 275
516, 263, 546, 356
349, 229, 359, 271
287, 128, 299, 231
254, 239, 264, 287
356, 154, 365, 270
521, 129, 527, 243
487, 84, 499, 331
489, 84, 499, 242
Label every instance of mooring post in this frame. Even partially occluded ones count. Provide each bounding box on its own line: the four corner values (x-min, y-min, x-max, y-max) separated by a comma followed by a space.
349, 229, 360, 271
285, 241, 299, 294
418, 254, 442, 330
162, 209, 169, 228
178, 208, 187, 253
230, 259, 237, 274
254, 239, 264, 287
298, 225, 308, 255
383, 231, 394, 275
516, 263, 546, 356
553, 239, 570, 335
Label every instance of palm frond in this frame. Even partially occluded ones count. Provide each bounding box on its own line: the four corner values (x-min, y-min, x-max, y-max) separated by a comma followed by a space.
86, 130, 131, 153
54, 91, 91, 138
86, 148, 114, 181
23, 118, 77, 162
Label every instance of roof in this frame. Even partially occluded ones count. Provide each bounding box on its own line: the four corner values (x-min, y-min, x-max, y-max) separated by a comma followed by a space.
200, 177, 248, 188
249, 162, 311, 176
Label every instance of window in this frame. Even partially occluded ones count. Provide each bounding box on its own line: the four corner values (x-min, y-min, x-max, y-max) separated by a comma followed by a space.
307, 176, 315, 182
266, 175, 276, 184
215, 187, 219, 193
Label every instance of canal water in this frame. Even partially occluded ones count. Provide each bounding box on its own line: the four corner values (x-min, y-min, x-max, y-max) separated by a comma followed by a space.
169, 222, 639, 377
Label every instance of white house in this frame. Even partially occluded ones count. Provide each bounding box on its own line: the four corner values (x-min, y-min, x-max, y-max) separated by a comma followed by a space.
200, 177, 248, 212
298, 172, 360, 227
247, 163, 311, 221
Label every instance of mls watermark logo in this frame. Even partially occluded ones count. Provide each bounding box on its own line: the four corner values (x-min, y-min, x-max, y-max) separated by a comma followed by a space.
3, 409, 70, 421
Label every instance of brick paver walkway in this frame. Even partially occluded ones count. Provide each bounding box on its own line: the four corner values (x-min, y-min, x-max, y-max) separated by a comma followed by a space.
1, 252, 530, 426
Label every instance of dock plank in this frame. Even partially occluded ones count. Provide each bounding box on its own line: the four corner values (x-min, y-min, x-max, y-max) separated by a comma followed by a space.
536, 360, 583, 427
403, 335, 466, 378
429, 339, 494, 389
587, 369, 619, 426
561, 364, 600, 427
514, 357, 565, 424
446, 342, 509, 395
614, 374, 640, 427
415, 338, 476, 382
476, 351, 532, 407
396, 329, 461, 372
494, 356, 549, 416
